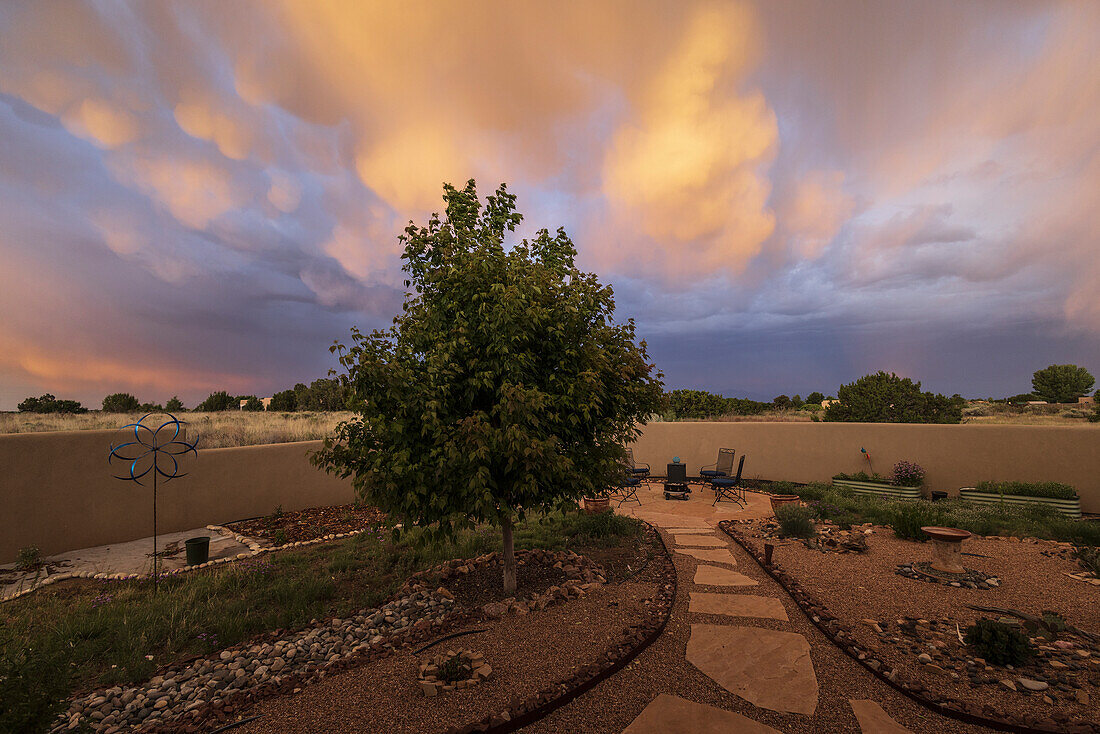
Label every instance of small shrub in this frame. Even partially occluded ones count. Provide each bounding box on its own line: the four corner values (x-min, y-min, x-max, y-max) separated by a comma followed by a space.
776, 504, 816, 539
438, 655, 469, 683
971, 481, 1078, 500
889, 502, 942, 541
964, 619, 1032, 666
1076, 546, 1100, 575
891, 460, 925, 487
273, 529, 288, 546
1027, 611, 1068, 641
16, 546, 41, 572
832, 471, 890, 483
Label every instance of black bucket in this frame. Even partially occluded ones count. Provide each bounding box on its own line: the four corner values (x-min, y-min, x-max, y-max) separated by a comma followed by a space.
185, 536, 210, 565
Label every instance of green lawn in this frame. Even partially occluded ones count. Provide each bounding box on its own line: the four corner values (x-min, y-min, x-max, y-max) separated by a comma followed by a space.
0, 510, 642, 733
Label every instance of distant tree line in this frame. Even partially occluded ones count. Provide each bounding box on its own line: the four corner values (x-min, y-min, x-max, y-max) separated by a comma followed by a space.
16, 394, 88, 414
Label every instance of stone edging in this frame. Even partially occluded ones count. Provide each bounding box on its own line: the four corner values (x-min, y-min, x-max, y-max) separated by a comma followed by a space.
0, 526, 368, 604
718, 520, 1099, 734
444, 522, 677, 734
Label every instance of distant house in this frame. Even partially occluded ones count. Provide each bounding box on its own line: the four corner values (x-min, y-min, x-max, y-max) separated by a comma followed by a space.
1026, 400, 1049, 406
238, 397, 274, 410
1080, 395, 1095, 406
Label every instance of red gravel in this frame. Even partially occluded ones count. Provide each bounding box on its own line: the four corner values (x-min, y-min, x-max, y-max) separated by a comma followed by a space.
739, 521, 1100, 728
232, 578, 660, 732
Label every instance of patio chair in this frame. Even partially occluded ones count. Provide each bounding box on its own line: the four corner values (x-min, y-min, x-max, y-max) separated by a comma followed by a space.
710, 455, 746, 507
610, 456, 643, 506
611, 476, 642, 506
699, 448, 735, 484
626, 447, 650, 480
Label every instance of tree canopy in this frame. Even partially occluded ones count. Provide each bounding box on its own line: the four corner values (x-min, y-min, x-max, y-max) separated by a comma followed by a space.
313, 180, 663, 591
1031, 364, 1095, 404
823, 371, 963, 423
101, 392, 140, 413
17, 394, 87, 414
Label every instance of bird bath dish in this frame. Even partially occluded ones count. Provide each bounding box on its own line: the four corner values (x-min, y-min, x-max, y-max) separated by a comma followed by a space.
921, 526, 972, 574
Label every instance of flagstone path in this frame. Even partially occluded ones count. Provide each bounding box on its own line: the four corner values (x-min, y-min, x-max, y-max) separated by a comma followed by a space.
524, 481, 991, 734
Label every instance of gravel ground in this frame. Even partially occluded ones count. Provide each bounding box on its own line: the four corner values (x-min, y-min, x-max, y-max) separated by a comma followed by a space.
739, 523, 1100, 727
233, 579, 658, 733
525, 527, 994, 734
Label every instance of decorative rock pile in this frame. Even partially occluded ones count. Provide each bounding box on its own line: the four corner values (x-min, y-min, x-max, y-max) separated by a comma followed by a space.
895, 562, 1000, 589
419, 649, 491, 696
53, 589, 456, 733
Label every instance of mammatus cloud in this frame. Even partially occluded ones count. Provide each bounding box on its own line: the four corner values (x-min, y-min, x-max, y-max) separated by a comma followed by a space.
0, 1, 1097, 408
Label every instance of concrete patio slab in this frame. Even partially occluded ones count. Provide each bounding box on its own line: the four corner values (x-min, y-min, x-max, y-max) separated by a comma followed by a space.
850, 700, 913, 733
621, 693, 783, 734
692, 564, 757, 586
689, 592, 788, 620
0, 527, 249, 597
687, 624, 818, 716
675, 548, 738, 565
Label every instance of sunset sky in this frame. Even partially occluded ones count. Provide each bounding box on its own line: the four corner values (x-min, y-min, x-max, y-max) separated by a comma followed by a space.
1, 1, 1098, 410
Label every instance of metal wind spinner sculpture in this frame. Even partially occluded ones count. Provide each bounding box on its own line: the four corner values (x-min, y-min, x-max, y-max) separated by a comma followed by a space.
108, 413, 199, 591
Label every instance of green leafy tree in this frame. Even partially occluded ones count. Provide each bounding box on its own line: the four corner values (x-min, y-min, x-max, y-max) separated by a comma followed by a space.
16, 394, 87, 413
772, 394, 791, 409
268, 389, 297, 412
243, 396, 264, 411
165, 396, 184, 412
292, 383, 311, 410
824, 372, 963, 424
806, 391, 825, 405
101, 392, 140, 412
790, 394, 804, 408
1091, 390, 1100, 423
1031, 364, 1095, 404
197, 391, 234, 412
306, 378, 348, 411
313, 181, 663, 592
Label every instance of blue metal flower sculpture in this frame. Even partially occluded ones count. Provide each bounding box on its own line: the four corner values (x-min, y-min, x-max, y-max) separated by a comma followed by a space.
108, 413, 199, 588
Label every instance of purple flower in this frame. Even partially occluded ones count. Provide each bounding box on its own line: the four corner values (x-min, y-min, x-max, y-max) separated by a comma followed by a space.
892, 460, 926, 487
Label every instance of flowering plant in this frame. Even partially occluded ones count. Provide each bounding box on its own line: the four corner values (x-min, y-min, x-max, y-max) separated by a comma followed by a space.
891, 460, 926, 487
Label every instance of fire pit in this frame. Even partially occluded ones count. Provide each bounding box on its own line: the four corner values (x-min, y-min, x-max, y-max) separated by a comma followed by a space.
921, 526, 972, 574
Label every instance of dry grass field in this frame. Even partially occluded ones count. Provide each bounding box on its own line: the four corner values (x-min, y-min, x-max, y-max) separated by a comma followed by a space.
0, 411, 352, 448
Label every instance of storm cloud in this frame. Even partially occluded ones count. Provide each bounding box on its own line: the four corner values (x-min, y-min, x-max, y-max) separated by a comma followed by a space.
0, 1, 1097, 408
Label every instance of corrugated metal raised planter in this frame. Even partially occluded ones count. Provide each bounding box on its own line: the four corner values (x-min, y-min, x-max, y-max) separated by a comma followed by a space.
832, 479, 921, 501
958, 488, 1081, 518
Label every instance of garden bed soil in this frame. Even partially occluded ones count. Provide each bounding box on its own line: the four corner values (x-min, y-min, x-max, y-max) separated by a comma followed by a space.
737, 519, 1100, 729
227, 503, 387, 543
231, 544, 667, 733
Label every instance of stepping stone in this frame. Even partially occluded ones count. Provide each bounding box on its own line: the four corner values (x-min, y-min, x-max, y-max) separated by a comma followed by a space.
675, 548, 737, 565
663, 528, 714, 534
671, 534, 725, 547
693, 564, 754, 585
687, 624, 818, 715
621, 693, 783, 734
689, 592, 787, 620
850, 700, 912, 733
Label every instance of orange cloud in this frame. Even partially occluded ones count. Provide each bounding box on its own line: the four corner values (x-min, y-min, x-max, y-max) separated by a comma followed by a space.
601, 5, 778, 276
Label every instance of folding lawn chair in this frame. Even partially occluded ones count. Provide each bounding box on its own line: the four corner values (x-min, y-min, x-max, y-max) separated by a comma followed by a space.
710, 455, 746, 507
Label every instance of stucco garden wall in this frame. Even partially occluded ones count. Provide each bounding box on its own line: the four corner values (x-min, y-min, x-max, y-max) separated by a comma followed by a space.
631, 422, 1100, 513
3, 422, 1098, 563
0, 430, 352, 562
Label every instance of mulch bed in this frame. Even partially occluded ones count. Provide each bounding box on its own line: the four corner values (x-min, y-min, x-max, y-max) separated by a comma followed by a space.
227, 504, 387, 543
734, 518, 1100, 732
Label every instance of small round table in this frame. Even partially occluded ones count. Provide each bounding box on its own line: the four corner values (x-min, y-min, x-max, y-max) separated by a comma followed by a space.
921, 526, 972, 574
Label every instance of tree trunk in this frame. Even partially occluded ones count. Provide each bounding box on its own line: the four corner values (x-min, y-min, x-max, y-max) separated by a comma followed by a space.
502, 516, 517, 594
